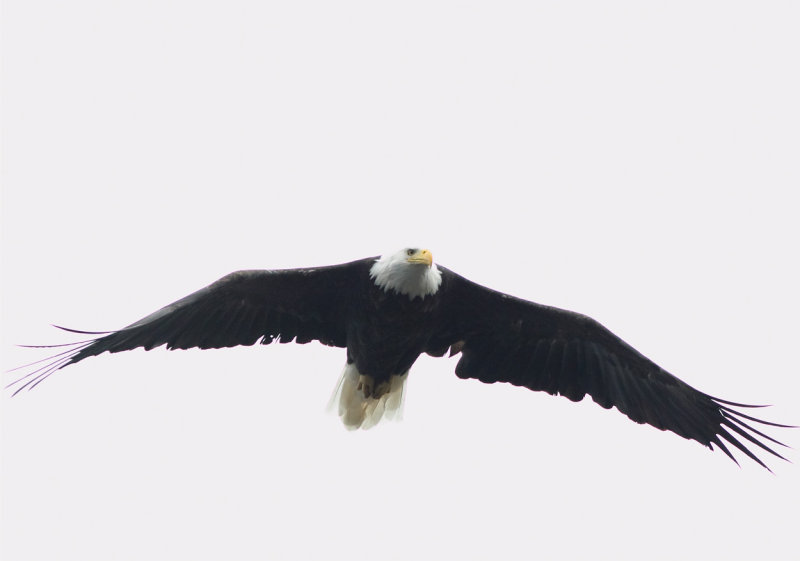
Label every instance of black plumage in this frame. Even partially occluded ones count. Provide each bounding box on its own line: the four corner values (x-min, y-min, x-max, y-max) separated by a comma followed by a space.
9, 253, 792, 470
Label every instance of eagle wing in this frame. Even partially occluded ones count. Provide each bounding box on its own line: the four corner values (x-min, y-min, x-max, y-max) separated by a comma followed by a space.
433, 268, 791, 470
10, 258, 373, 394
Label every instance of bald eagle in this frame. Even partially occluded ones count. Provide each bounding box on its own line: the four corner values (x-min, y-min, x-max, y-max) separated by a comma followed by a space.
9, 248, 791, 470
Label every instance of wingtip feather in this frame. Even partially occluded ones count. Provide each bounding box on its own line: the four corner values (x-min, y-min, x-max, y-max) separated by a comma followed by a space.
51, 324, 114, 335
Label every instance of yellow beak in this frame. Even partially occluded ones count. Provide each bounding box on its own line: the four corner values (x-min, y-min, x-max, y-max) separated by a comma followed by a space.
408, 249, 433, 267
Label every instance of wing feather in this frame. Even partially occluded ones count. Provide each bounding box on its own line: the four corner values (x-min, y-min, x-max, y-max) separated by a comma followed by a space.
9, 258, 372, 393
435, 267, 792, 469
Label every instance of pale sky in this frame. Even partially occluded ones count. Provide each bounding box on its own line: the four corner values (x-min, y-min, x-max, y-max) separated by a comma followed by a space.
2, 2, 799, 560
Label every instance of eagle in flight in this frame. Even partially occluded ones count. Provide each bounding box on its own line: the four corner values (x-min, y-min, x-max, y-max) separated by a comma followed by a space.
9, 248, 792, 470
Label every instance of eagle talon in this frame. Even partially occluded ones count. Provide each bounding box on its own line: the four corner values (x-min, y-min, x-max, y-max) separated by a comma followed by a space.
374, 380, 391, 399
357, 374, 374, 398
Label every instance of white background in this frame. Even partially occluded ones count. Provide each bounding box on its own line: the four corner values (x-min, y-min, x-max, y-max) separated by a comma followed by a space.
3, 2, 799, 560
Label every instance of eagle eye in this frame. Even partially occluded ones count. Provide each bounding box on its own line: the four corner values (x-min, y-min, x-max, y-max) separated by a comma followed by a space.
406, 249, 415, 256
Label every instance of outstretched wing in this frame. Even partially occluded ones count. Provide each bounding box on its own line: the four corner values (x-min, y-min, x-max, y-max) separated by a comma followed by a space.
10, 258, 374, 395
432, 268, 791, 470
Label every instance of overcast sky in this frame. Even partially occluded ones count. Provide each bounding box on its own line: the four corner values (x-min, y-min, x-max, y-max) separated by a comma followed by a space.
3, 2, 799, 560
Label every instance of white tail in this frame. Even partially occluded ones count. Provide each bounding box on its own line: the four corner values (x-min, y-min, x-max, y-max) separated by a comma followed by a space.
327, 363, 408, 430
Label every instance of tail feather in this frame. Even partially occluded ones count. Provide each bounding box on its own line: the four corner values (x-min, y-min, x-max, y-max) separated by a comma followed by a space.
327, 363, 408, 430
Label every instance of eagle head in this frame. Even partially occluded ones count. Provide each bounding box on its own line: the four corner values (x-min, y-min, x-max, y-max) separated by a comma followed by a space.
369, 248, 443, 300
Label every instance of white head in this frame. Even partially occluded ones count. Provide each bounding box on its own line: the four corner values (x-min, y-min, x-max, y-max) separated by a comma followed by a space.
370, 247, 443, 300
